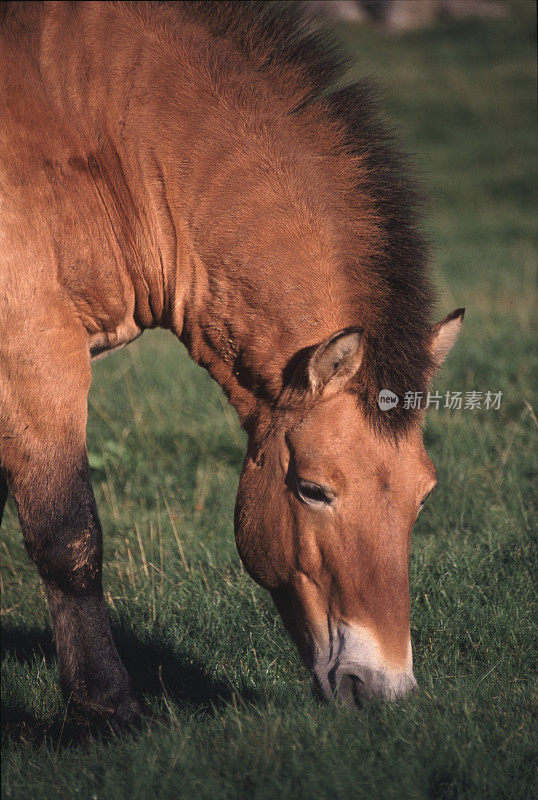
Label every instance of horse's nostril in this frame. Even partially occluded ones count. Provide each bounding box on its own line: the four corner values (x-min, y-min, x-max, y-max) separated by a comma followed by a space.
333, 670, 367, 707
330, 664, 368, 703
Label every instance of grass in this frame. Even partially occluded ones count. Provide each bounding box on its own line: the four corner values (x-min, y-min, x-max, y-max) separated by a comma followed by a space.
1, 3, 537, 798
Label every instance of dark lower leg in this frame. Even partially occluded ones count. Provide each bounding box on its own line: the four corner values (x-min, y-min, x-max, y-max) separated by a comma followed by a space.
20, 459, 141, 723
45, 582, 142, 721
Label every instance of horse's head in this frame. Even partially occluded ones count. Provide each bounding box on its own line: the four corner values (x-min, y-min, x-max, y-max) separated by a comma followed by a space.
235, 310, 463, 706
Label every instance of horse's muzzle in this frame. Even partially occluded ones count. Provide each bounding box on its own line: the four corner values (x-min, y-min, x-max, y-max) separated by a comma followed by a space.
310, 622, 417, 707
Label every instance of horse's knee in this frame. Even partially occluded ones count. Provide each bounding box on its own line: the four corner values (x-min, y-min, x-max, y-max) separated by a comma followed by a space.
25, 521, 102, 593
18, 458, 103, 594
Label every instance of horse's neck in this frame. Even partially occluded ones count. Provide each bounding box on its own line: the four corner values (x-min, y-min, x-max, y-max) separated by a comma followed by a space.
39, 3, 357, 426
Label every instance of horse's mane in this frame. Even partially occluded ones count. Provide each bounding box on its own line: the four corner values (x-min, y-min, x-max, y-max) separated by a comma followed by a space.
160, 1, 435, 435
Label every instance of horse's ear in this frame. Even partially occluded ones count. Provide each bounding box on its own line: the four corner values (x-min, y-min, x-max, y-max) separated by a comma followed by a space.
308, 327, 364, 398
430, 308, 465, 367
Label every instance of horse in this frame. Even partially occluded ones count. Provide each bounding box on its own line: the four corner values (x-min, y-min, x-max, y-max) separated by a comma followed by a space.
0, 1, 464, 724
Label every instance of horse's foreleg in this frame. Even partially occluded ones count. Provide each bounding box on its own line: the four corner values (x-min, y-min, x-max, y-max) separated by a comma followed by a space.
1, 311, 141, 725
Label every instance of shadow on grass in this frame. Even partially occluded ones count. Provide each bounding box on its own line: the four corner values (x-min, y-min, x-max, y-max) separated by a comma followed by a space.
1, 623, 261, 748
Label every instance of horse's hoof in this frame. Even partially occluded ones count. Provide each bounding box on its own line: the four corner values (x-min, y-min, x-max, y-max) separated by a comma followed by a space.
111, 696, 146, 728
70, 691, 145, 730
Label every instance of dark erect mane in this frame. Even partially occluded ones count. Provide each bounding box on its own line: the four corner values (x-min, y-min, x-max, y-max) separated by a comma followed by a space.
160, 1, 436, 434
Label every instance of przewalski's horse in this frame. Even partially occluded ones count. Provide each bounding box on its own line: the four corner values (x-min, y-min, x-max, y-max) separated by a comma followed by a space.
0, 2, 464, 723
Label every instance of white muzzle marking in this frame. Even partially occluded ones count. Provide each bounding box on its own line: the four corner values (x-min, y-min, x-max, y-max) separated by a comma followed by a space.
311, 622, 417, 706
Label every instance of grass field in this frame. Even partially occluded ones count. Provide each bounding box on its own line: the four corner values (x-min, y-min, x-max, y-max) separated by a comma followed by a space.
1, 3, 537, 799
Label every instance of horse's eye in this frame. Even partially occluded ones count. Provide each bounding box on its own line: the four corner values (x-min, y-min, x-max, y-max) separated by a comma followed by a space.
419, 489, 434, 511
296, 479, 333, 507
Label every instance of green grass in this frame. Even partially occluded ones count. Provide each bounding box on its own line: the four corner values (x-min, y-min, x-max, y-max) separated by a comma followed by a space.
2, 4, 537, 798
